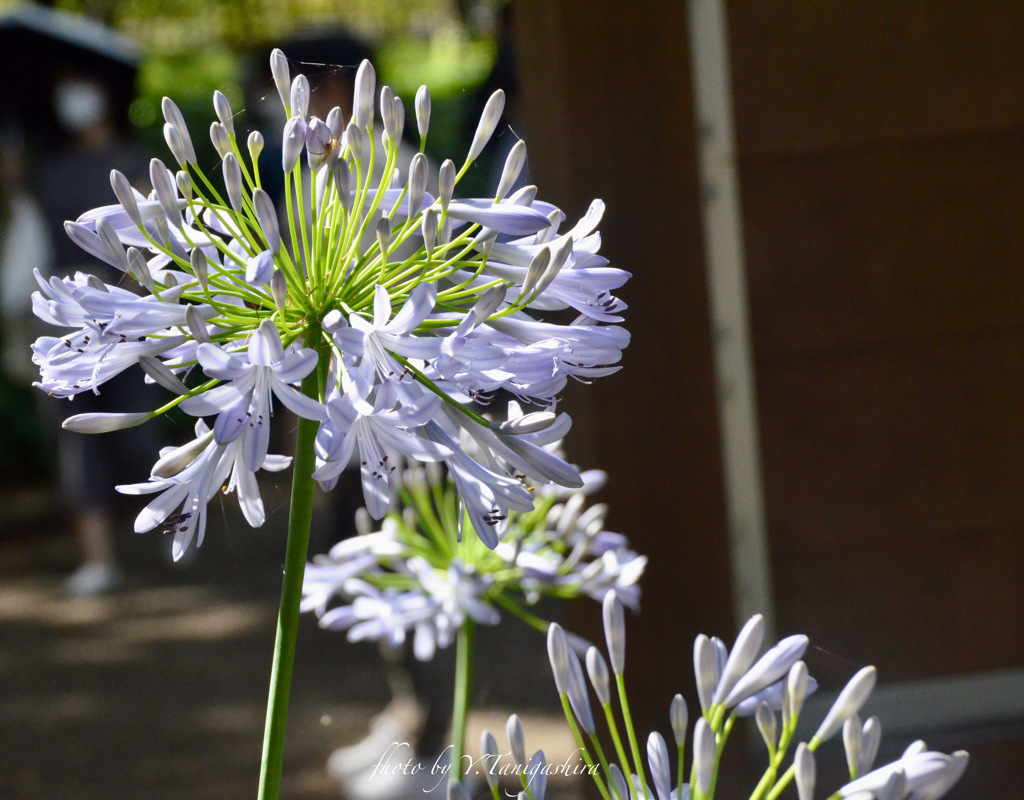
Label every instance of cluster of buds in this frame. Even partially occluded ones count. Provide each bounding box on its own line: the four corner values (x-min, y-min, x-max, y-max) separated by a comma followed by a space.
541, 594, 967, 800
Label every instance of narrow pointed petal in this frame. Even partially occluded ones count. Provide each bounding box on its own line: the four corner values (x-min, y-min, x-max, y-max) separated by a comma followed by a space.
602, 591, 626, 675
467, 89, 505, 162
813, 666, 877, 743
63, 411, 150, 433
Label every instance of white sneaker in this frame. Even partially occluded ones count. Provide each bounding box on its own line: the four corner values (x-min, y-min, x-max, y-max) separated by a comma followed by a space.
63, 563, 122, 597
340, 750, 451, 800
327, 698, 423, 780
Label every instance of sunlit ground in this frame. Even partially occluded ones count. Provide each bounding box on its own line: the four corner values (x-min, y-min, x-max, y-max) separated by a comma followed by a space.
0, 528, 577, 799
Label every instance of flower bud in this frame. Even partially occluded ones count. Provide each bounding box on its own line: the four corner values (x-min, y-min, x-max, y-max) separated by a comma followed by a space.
712, 614, 765, 705
547, 622, 570, 695
496, 139, 526, 200
153, 214, 171, 246
813, 666, 877, 744
723, 634, 809, 708
508, 184, 538, 207
795, 743, 816, 800
756, 702, 777, 751
176, 170, 193, 202
344, 122, 363, 164
290, 74, 310, 120
95, 216, 129, 272
647, 732, 671, 800
439, 159, 456, 213
110, 170, 142, 227
248, 130, 264, 162
602, 591, 626, 675
467, 89, 505, 162
271, 269, 288, 313
353, 60, 375, 129
326, 106, 344, 139
566, 648, 595, 734
152, 430, 214, 478
353, 506, 372, 536
585, 647, 611, 706
139, 355, 189, 395
305, 115, 333, 170
407, 152, 427, 218
162, 122, 190, 168
63, 412, 149, 433
479, 730, 499, 790
161, 98, 196, 165
694, 634, 719, 712
391, 96, 405, 144
380, 85, 396, 141
494, 411, 556, 436
844, 714, 862, 778
415, 85, 430, 140
787, 660, 810, 725
270, 48, 291, 112
608, 764, 629, 800
210, 121, 232, 159
190, 247, 209, 292
150, 158, 181, 225
670, 694, 688, 749
222, 153, 243, 212
521, 246, 551, 299
332, 158, 351, 210
421, 208, 437, 256
246, 249, 275, 287
376, 216, 391, 256
127, 247, 154, 292
526, 751, 547, 800
213, 90, 234, 136
253, 188, 280, 254
693, 718, 715, 795
282, 116, 307, 173
534, 236, 572, 296
506, 714, 526, 767
860, 717, 881, 775
184, 303, 211, 343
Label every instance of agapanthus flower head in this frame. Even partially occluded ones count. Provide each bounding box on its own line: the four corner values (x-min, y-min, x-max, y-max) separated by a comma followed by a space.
32, 49, 631, 559
301, 461, 645, 659
535, 598, 968, 800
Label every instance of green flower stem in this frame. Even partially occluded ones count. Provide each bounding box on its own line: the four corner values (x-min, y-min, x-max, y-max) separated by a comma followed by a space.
677, 744, 686, 798
762, 736, 821, 800
559, 693, 612, 800
256, 364, 321, 800
451, 618, 476, 782
707, 713, 736, 799
600, 701, 634, 793
749, 718, 802, 800
491, 594, 551, 634
615, 673, 649, 800
586, 732, 619, 800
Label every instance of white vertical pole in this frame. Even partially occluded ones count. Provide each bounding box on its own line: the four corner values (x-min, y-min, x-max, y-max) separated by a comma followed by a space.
686, 0, 774, 632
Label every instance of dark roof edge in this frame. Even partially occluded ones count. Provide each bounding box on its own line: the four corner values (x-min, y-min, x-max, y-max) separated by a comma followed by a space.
0, 2, 140, 67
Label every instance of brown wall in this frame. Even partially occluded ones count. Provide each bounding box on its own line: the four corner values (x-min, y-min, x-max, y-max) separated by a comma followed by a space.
511, 0, 739, 768
513, 1, 1024, 795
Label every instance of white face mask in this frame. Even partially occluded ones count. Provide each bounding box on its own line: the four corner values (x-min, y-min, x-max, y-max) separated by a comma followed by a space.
54, 80, 108, 132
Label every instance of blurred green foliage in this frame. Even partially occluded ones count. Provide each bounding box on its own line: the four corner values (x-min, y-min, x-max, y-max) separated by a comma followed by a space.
40, 0, 505, 169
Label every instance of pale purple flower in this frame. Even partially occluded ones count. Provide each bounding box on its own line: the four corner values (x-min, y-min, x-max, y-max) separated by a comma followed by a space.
33, 49, 630, 558
117, 420, 291, 560
179, 320, 324, 470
